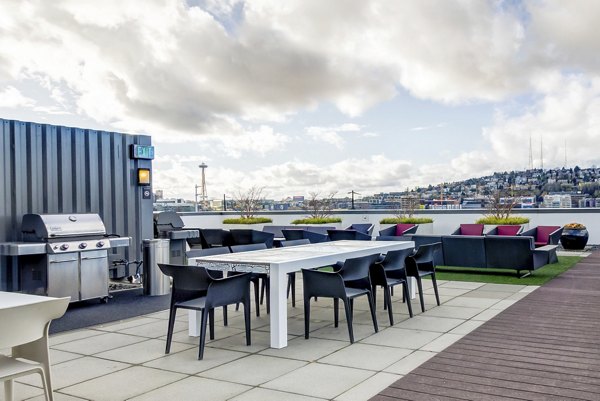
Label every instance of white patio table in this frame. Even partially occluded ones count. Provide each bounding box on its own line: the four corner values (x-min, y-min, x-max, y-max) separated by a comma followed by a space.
187, 240, 414, 348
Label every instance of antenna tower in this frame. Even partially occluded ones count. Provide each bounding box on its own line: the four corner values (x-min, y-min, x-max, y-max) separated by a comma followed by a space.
540, 136, 544, 170
564, 138, 567, 167
528, 133, 533, 170
196, 162, 208, 211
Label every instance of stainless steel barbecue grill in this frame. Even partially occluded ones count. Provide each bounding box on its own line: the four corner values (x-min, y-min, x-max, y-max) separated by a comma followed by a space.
153, 212, 199, 265
1, 213, 130, 302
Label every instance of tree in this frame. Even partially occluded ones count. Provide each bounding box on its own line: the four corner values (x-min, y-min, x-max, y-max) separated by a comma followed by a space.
304, 191, 336, 219
233, 186, 265, 219
485, 189, 519, 220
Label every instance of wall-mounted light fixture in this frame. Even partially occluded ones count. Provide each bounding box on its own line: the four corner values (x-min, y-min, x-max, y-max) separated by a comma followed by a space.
137, 168, 151, 185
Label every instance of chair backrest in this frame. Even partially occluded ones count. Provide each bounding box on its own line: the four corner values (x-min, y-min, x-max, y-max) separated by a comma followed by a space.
230, 243, 268, 253
536, 226, 561, 244
205, 272, 251, 309
303, 231, 330, 243
380, 248, 414, 271
412, 242, 442, 266
339, 253, 381, 283
395, 224, 416, 236
0, 297, 69, 348
327, 229, 357, 241
158, 263, 211, 296
200, 229, 233, 248
496, 225, 522, 236
280, 239, 311, 247
347, 223, 374, 235
186, 246, 231, 258
282, 229, 305, 240
459, 224, 484, 236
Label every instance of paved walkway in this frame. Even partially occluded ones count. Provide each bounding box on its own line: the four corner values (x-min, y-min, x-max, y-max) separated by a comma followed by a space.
372, 251, 600, 401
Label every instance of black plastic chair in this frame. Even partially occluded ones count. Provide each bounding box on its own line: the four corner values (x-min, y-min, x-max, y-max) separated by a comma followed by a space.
157, 263, 251, 360
370, 248, 414, 324
405, 243, 442, 312
302, 253, 380, 343
282, 229, 329, 243
230, 243, 269, 316
187, 246, 231, 324
279, 239, 310, 307
327, 229, 371, 241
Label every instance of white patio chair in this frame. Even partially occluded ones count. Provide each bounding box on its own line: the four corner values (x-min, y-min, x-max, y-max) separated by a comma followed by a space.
1, 296, 69, 401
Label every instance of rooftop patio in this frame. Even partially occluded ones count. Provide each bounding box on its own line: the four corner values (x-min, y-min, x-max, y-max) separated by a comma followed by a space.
4, 274, 546, 401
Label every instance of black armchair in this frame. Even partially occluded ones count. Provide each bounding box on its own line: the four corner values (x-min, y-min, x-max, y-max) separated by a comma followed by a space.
370, 248, 415, 324
405, 243, 442, 312
157, 263, 251, 360
279, 239, 311, 308
520, 226, 563, 247
230, 243, 268, 316
186, 246, 231, 324
199, 229, 233, 248
282, 229, 329, 243
327, 229, 371, 241
302, 254, 380, 343
230, 229, 275, 248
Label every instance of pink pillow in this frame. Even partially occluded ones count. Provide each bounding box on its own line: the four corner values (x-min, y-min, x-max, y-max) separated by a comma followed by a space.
395, 224, 415, 236
496, 225, 521, 236
460, 224, 484, 236
536, 226, 560, 244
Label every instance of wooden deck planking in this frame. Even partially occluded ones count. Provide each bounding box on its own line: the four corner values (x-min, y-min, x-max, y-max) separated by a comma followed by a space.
371, 251, 600, 401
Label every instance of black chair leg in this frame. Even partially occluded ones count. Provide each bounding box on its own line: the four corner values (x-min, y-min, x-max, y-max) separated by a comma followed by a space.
367, 292, 378, 333
165, 306, 177, 354
416, 276, 425, 312
260, 278, 266, 304
223, 306, 228, 326
372, 284, 378, 309
334, 298, 339, 327
209, 308, 215, 340
198, 309, 208, 360
304, 297, 311, 339
288, 273, 296, 307
265, 279, 270, 314
253, 279, 260, 317
431, 273, 441, 306
403, 281, 413, 318
244, 299, 251, 346
343, 300, 354, 343
384, 286, 394, 325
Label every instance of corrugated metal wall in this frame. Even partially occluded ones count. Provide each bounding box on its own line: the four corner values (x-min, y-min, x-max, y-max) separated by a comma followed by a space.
0, 118, 154, 290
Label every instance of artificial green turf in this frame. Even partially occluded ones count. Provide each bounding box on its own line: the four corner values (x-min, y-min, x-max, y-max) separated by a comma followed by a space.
433, 255, 582, 285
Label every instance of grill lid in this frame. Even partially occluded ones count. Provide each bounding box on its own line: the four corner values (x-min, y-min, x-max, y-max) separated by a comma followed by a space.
21, 213, 107, 241
153, 212, 184, 232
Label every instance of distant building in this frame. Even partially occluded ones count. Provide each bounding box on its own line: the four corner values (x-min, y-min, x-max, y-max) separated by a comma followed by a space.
543, 194, 571, 208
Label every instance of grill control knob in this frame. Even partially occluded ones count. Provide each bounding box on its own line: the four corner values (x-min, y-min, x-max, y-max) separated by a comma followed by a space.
79, 243, 88, 249
96, 241, 105, 248
60, 244, 69, 251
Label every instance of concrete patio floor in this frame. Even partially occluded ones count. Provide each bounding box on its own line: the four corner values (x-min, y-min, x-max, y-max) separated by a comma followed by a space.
4, 279, 537, 401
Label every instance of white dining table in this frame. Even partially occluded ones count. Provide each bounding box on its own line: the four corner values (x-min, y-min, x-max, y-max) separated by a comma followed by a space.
188, 240, 414, 348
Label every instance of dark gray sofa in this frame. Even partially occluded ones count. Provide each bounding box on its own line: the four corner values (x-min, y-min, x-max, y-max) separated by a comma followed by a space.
379, 233, 557, 276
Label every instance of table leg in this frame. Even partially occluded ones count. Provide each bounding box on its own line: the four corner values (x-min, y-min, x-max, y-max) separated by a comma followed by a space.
269, 268, 287, 348
189, 310, 201, 336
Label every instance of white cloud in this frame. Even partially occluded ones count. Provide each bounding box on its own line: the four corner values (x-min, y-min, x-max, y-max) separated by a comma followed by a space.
305, 123, 364, 148
0, 86, 35, 108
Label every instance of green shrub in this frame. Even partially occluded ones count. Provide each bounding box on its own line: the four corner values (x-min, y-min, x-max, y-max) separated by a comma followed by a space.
291, 217, 342, 224
379, 217, 433, 224
475, 216, 529, 225
223, 217, 273, 224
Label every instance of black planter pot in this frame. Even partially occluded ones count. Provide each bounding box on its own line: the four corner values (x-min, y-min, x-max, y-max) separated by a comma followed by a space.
560, 229, 589, 250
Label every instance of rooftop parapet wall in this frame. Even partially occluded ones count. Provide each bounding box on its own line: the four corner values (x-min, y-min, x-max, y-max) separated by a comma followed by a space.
180, 208, 600, 245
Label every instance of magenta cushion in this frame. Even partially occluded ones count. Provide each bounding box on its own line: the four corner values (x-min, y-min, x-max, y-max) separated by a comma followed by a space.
536, 226, 560, 244
459, 224, 484, 236
395, 224, 416, 236
496, 225, 521, 236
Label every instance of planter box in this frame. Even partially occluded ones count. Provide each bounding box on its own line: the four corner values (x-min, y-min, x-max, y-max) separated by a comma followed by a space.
379, 222, 433, 235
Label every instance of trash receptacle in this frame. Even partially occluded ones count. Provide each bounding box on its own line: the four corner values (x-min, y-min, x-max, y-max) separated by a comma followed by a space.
142, 239, 171, 296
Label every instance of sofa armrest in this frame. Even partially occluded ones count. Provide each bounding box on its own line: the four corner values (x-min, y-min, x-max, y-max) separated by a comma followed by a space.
548, 228, 564, 245
521, 227, 536, 238
379, 226, 396, 236
450, 228, 461, 235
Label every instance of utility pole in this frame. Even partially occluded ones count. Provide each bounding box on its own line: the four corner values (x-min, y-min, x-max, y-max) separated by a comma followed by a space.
347, 190, 359, 210
198, 162, 208, 210
223, 194, 226, 211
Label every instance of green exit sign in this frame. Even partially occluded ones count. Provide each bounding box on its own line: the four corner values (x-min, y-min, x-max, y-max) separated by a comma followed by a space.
130, 144, 155, 160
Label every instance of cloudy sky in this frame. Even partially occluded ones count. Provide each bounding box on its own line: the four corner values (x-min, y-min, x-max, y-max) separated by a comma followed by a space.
1, 0, 599, 200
